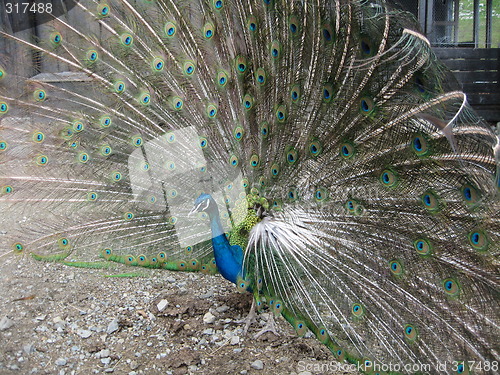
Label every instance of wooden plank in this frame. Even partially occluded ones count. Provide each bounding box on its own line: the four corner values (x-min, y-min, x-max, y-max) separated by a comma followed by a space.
462, 83, 500, 93
467, 93, 500, 105
441, 59, 499, 71
36, 4, 103, 73
468, 97, 499, 107
453, 71, 499, 82
474, 109, 500, 122
37, 18, 69, 73
433, 47, 500, 59
0, 12, 37, 96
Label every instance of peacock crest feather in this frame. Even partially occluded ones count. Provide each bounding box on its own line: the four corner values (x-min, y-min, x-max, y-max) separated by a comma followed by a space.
0, 0, 499, 373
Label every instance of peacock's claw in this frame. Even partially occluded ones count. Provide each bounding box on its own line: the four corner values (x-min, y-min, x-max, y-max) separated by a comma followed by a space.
253, 312, 279, 339
237, 299, 279, 338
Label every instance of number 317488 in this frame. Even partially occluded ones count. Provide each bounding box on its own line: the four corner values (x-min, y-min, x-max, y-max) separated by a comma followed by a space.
5, 2, 53, 13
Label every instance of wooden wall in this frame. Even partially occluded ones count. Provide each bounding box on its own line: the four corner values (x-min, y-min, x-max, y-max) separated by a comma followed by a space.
434, 48, 500, 124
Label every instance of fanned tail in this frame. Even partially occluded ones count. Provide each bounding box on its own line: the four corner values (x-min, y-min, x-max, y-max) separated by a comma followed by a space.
0, 0, 498, 373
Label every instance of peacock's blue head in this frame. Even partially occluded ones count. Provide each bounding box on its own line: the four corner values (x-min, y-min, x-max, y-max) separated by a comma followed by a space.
190, 193, 217, 216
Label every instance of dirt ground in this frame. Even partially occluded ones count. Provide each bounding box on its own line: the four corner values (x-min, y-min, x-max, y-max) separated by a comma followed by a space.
0, 255, 361, 375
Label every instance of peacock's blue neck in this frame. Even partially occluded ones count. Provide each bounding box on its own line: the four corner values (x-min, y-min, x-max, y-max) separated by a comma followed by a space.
208, 205, 225, 238
207, 204, 244, 285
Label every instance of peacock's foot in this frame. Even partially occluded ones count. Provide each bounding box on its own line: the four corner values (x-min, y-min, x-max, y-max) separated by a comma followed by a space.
236, 298, 257, 335
236, 299, 280, 338
253, 312, 279, 339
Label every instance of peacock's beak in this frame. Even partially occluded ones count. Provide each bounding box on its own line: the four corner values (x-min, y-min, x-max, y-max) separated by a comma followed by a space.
189, 199, 210, 216
188, 201, 204, 216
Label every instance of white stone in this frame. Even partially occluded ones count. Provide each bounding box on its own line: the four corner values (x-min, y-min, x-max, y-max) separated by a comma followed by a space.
250, 360, 264, 370
203, 312, 216, 324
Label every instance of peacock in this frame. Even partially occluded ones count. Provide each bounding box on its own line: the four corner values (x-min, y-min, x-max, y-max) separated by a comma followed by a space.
0, 0, 499, 373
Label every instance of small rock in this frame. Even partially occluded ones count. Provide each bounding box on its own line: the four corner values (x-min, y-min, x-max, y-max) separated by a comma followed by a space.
166, 276, 176, 283
203, 312, 216, 324
53, 317, 66, 330
23, 343, 35, 354
97, 349, 110, 358
55, 358, 67, 366
250, 359, 264, 370
216, 305, 229, 313
101, 357, 111, 365
35, 315, 46, 321
157, 299, 169, 312
106, 319, 119, 334
298, 372, 313, 375
199, 290, 214, 299
304, 331, 314, 339
35, 325, 48, 333
230, 336, 240, 345
104, 368, 114, 373
76, 329, 92, 339
202, 328, 214, 335
129, 360, 139, 370
0, 316, 14, 331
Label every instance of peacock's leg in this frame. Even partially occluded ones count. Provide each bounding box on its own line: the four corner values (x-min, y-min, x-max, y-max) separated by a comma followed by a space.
238, 298, 257, 335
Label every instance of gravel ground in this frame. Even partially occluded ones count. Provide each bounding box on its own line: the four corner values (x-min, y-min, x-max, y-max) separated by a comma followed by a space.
0, 255, 361, 375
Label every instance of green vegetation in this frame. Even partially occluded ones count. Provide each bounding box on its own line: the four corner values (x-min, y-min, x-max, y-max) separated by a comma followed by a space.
458, 0, 500, 47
